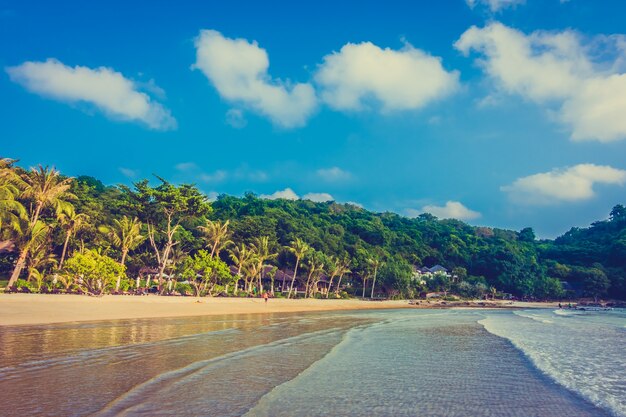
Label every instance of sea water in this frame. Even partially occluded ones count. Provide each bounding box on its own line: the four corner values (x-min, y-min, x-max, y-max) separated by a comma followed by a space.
0, 308, 623, 416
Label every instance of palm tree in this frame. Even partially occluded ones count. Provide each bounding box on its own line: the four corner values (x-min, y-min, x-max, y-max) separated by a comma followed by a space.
9, 219, 52, 288
197, 219, 231, 258
368, 257, 383, 299
332, 257, 351, 298
325, 256, 339, 298
304, 258, 324, 298
0, 159, 26, 236
361, 273, 369, 298
7, 166, 74, 288
101, 216, 145, 291
57, 207, 89, 269
250, 236, 277, 294
228, 243, 253, 293
286, 238, 310, 299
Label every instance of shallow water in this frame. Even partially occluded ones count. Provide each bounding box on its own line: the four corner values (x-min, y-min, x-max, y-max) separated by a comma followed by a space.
0, 309, 622, 416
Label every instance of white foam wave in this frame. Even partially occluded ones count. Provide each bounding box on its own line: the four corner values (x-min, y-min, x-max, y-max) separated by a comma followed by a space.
479, 314, 626, 417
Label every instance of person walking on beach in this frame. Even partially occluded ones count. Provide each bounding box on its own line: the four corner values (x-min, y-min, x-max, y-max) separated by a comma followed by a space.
263, 292, 268, 303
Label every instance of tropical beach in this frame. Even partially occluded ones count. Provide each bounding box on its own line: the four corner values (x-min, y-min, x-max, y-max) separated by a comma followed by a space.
0, 293, 561, 326
3, 0, 626, 416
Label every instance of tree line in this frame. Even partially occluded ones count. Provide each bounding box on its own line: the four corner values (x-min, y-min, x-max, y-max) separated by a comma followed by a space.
1, 158, 624, 300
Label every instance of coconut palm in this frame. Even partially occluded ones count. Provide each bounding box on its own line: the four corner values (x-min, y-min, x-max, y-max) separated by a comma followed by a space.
57, 207, 89, 269
250, 236, 277, 294
325, 256, 339, 298
228, 243, 253, 293
0, 158, 26, 236
7, 165, 74, 288
286, 238, 310, 299
332, 257, 351, 298
367, 257, 383, 299
197, 219, 231, 258
304, 258, 324, 298
100, 216, 145, 291
8, 219, 51, 289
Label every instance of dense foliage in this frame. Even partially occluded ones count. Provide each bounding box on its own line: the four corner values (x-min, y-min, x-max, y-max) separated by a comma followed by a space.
1, 158, 624, 299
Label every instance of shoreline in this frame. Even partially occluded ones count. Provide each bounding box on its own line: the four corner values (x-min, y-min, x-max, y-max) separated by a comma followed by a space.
0, 293, 559, 326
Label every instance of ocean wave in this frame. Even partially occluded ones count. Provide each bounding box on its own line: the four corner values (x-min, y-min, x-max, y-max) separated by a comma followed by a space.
479, 314, 626, 417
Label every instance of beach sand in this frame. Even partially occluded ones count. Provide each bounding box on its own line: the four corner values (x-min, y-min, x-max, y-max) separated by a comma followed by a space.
0, 294, 559, 326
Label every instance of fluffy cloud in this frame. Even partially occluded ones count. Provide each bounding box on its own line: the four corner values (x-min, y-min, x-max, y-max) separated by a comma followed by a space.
303, 192, 334, 202
466, 0, 525, 12
501, 164, 626, 204
316, 167, 352, 182
455, 22, 626, 142
260, 188, 299, 200
259, 189, 334, 202
415, 201, 481, 220
315, 41, 459, 112
193, 30, 317, 128
6, 58, 176, 130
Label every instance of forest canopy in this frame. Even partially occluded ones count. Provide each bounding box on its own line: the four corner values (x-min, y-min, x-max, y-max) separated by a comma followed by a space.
1, 158, 624, 300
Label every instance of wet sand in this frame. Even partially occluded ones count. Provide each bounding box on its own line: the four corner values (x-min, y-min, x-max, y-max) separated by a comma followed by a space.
0, 293, 559, 326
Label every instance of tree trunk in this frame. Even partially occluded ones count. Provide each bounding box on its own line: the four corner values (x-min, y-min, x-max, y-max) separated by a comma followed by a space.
116, 249, 129, 293
59, 230, 71, 270
305, 269, 314, 298
362, 278, 367, 298
334, 273, 345, 297
7, 248, 28, 288
287, 258, 300, 299
370, 266, 378, 299
326, 273, 338, 298
8, 202, 44, 288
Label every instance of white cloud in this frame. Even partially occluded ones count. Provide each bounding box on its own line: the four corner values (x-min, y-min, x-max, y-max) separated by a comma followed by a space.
6, 58, 176, 130
206, 191, 219, 202
175, 162, 198, 172
259, 188, 333, 202
225, 108, 247, 129
465, 0, 525, 12
119, 167, 138, 178
501, 164, 626, 205
176, 162, 226, 182
199, 170, 227, 183
303, 192, 334, 202
455, 22, 626, 142
315, 41, 459, 112
193, 30, 317, 128
409, 201, 481, 220
260, 188, 299, 200
316, 167, 352, 182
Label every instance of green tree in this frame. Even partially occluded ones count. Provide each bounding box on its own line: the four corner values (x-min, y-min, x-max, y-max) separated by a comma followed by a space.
100, 216, 145, 291
198, 219, 231, 258
367, 257, 383, 298
286, 238, 310, 298
63, 250, 125, 296
8, 166, 74, 288
180, 250, 232, 297
250, 236, 277, 293
133, 179, 210, 291
0, 158, 26, 236
57, 206, 89, 269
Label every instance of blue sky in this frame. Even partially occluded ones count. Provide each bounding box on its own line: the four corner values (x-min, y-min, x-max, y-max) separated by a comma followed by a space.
2, 0, 626, 237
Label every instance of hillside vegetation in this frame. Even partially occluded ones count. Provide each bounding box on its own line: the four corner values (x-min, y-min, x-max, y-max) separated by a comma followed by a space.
1, 159, 624, 300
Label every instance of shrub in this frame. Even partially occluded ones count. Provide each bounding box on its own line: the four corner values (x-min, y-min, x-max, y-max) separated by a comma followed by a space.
175, 282, 193, 295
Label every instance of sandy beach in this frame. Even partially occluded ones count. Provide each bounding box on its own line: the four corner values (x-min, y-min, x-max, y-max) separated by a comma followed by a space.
0, 293, 560, 326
